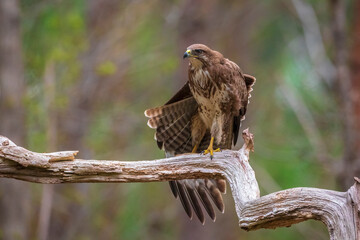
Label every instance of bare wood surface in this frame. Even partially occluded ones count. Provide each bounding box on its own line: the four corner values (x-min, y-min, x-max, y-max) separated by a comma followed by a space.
0, 131, 359, 239
240, 185, 359, 240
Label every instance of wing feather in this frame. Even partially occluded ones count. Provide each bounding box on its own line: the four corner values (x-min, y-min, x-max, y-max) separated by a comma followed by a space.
145, 67, 253, 223
156, 112, 191, 141
145, 83, 227, 224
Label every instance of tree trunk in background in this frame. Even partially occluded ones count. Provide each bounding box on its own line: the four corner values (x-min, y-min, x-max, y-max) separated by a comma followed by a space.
0, 1, 25, 143
37, 61, 56, 240
346, 0, 360, 187
60, 0, 119, 154
56, 1, 120, 239
0, 0, 30, 239
331, 0, 360, 189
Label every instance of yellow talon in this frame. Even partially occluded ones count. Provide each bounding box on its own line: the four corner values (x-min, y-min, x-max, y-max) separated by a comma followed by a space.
202, 137, 221, 159
192, 144, 199, 153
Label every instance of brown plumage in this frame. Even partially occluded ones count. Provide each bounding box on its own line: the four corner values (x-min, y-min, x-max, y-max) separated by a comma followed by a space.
145, 44, 255, 224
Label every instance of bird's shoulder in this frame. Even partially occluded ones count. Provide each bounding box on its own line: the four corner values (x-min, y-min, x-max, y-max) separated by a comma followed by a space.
207, 57, 245, 88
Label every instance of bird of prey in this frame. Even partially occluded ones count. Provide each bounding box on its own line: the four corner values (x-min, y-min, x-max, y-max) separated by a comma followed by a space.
145, 44, 255, 224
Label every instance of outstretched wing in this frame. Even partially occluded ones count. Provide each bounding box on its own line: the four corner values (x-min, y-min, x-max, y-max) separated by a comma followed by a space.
145, 83, 196, 154
145, 82, 226, 224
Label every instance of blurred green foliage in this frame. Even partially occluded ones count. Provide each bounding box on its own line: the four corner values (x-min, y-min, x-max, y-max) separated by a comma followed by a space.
16, 0, 353, 239
22, 0, 86, 152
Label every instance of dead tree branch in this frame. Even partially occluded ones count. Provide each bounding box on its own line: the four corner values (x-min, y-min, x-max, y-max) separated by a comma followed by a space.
0, 131, 358, 239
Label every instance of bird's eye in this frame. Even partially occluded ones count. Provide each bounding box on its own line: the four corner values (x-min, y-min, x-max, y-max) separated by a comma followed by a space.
194, 49, 203, 54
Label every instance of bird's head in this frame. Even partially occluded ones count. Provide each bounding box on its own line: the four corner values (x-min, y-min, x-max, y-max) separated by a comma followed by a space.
183, 44, 215, 69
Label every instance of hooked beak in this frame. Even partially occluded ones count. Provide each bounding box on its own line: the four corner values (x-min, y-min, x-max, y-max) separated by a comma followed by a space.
183, 49, 191, 59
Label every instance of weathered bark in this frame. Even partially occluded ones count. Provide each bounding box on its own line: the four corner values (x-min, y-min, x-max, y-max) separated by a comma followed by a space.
0, 131, 359, 240
239, 184, 360, 240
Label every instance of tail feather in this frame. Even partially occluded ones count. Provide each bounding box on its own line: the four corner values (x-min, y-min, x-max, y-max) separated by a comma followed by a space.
185, 181, 205, 224
214, 179, 227, 194
170, 179, 225, 224
169, 181, 178, 198
175, 180, 193, 219
204, 179, 225, 213
196, 183, 216, 221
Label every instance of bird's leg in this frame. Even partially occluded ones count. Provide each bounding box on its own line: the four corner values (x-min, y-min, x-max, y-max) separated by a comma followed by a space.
202, 137, 220, 160
192, 144, 199, 153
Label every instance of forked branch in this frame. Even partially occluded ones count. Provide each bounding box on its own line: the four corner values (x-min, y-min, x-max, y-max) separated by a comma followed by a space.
0, 130, 358, 240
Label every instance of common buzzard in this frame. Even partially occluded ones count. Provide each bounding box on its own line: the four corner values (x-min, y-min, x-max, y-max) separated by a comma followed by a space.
145, 44, 255, 224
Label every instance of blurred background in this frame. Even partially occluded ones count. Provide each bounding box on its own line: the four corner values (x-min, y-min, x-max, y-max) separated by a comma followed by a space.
0, 0, 358, 239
